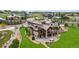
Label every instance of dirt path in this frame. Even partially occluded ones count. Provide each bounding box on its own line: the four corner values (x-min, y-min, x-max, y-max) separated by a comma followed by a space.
16, 31, 21, 41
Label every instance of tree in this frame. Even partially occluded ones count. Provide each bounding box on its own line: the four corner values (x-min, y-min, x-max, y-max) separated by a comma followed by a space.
0, 10, 4, 13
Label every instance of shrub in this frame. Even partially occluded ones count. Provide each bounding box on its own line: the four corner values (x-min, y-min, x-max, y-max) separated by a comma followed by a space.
77, 23, 79, 27
9, 39, 19, 48
65, 23, 68, 27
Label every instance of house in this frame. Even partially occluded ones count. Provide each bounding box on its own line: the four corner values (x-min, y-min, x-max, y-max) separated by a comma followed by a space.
7, 14, 21, 20
6, 14, 26, 25
43, 13, 53, 19
27, 18, 59, 42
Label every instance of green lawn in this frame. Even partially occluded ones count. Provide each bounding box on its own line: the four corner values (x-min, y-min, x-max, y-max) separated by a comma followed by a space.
48, 27, 79, 48
20, 27, 45, 48
0, 30, 13, 47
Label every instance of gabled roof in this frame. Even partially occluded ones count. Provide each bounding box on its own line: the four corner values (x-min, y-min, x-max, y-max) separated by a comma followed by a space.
27, 18, 53, 30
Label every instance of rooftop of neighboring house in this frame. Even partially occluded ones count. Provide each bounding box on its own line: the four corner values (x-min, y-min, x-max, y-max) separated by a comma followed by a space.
0, 18, 6, 21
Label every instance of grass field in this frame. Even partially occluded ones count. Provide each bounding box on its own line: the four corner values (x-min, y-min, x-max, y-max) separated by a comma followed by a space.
48, 27, 79, 48
0, 30, 12, 47
20, 27, 45, 48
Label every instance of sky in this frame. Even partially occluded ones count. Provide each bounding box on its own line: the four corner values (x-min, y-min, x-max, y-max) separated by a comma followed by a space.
0, 0, 79, 11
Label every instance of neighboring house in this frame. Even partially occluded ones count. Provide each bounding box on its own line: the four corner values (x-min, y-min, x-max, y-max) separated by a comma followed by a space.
43, 13, 53, 19
7, 14, 21, 20
6, 14, 26, 25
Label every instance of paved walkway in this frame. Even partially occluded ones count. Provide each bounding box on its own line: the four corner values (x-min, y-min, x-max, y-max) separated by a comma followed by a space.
41, 43, 49, 48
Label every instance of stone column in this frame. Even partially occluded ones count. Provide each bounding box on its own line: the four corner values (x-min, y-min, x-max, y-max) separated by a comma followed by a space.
46, 30, 47, 38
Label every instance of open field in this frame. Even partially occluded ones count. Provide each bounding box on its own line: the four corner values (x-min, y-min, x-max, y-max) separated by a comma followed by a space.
48, 27, 79, 48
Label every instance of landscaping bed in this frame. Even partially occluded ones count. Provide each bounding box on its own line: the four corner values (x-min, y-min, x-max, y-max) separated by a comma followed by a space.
9, 39, 19, 48
0, 30, 13, 47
